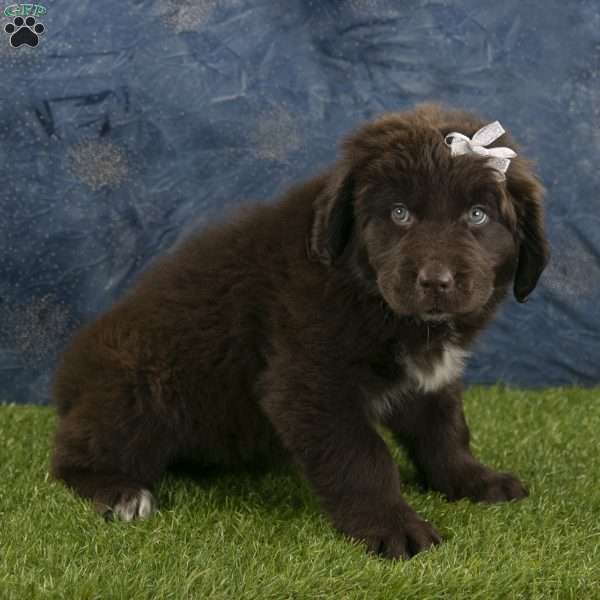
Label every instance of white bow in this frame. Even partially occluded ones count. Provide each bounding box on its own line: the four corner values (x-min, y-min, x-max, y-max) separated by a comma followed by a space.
444, 121, 517, 180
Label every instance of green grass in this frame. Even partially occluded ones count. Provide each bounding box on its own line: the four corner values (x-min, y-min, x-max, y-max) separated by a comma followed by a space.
1, 387, 599, 599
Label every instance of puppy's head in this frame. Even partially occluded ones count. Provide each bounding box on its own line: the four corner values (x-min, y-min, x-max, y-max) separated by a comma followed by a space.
310, 105, 549, 321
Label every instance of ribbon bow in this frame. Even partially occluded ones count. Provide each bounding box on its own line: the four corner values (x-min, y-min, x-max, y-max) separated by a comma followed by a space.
444, 121, 516, 180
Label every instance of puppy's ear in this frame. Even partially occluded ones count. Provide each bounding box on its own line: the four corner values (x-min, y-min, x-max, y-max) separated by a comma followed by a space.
507, 163, 550, 303
309, 164, 355, 264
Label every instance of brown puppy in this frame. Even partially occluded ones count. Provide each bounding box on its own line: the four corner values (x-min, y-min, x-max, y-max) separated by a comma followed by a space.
51, 104, 549, 559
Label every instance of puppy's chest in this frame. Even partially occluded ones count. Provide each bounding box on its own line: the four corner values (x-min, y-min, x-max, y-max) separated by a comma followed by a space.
368, 341, 469, 420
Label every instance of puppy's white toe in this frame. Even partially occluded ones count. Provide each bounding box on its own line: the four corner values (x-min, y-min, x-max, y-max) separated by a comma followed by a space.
136, 489, 156, 519
114, 489, 157, 522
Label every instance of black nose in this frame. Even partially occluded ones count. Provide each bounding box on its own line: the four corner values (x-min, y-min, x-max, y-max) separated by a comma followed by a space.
417, 264, 455, 294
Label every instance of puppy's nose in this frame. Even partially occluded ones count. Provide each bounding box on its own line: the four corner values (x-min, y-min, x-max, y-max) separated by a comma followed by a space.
417, 264, 454, 294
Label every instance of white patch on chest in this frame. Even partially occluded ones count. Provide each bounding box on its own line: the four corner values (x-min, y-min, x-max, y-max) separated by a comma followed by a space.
405, 343, 470, 393
368, 343, 470, 421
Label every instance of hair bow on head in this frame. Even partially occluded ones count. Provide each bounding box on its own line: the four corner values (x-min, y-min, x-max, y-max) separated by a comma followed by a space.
444, 121, 517, 180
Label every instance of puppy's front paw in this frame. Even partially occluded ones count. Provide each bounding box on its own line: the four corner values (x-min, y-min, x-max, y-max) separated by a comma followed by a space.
341, 506, 442, 560
366, 516, 442, 560
445, 466, 528, 503
470, 470, 528, 503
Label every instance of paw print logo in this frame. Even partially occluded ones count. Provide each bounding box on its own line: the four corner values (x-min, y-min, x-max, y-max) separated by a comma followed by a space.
4, 15, 45, 47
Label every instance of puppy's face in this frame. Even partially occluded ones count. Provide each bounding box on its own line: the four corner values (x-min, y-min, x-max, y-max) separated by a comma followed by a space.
355, 137, 518, 320
310, 107, 549, 319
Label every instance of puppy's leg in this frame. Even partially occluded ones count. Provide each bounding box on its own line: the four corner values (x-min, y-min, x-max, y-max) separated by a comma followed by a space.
385, 384, 528, 503
51, 403, 174, 521
261, 370, 441, 560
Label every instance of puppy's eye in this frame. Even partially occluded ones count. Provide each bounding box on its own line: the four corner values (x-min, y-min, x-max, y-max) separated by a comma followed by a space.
391, 204, 411, 225
467, 206, 488, 225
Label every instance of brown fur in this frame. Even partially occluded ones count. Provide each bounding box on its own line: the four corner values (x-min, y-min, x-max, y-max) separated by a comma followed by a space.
51, 104, 549, 559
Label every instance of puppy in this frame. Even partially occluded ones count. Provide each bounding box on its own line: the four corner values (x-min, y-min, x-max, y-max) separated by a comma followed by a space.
51, 104, 549, 559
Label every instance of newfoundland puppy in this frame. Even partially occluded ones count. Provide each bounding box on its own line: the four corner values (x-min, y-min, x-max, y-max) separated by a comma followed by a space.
51, 104, 549, 559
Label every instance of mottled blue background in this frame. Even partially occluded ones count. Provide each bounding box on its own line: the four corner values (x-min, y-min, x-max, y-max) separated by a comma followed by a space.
1, 0, 599, 404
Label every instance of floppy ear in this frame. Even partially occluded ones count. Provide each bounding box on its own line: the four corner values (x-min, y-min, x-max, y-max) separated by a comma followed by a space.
308, 164, 355, 265
507, 163, 550, 303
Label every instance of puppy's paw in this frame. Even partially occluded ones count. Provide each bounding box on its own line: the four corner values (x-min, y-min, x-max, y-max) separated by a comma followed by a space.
99, 489, 157, 522
366, 516, 442, 560
341, 506, 442, 560
444, 466, 528, 503
469, 470, 528, 503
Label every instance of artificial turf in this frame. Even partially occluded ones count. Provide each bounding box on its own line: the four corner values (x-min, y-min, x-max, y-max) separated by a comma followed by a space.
1, 386, 599, 599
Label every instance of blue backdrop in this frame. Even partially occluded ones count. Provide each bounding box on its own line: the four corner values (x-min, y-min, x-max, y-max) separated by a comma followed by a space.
1, 0, 599, 404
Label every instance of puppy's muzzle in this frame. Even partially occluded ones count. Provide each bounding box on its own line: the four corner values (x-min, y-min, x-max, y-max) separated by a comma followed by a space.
417, 262, 455, 296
